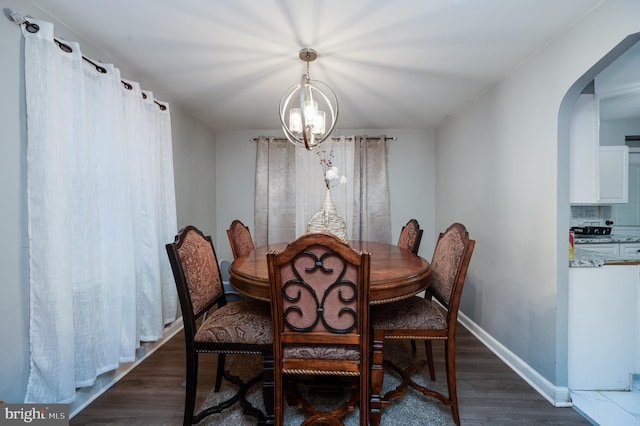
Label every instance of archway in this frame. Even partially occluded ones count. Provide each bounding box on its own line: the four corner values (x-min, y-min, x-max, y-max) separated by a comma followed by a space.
558, 32, 640, 422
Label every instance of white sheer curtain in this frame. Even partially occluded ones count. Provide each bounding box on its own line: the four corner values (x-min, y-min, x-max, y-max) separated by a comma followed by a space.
22, 19, 177, 403
255, 136, 390, 244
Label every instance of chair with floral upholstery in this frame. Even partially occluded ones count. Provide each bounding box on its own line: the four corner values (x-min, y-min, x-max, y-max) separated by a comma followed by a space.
397, 219, 431, 368
166, 225, 274, 425
370, 223, 475, 426
397, 218, 423, 255
227, 219, 255, 259
267, 232, 371, 426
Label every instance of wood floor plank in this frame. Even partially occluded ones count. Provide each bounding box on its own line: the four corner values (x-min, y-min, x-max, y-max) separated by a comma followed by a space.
70, 326, 590, 425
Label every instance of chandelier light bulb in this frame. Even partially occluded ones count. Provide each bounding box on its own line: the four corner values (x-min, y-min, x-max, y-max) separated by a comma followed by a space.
313, 111, 325, 135
303, 100, 318, 125
289, 108, 302, 133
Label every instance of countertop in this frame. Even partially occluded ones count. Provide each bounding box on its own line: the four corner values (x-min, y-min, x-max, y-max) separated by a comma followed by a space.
574, 235, 640, 244
570, 248, 622, 267
571, 236, 640, 267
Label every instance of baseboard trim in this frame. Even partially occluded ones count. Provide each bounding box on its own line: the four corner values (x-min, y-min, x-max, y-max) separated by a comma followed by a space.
457, 312, 571, 407
69, 318, 184, 418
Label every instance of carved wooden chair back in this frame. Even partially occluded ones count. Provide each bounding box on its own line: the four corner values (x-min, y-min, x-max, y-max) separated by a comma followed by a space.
226, 219, 255, 259
397, 218, 423, 254
430, 222, 475, 321
267, 232, 371, 426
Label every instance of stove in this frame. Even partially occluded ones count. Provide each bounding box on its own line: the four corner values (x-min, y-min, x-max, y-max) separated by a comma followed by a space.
570, 226, 612, 236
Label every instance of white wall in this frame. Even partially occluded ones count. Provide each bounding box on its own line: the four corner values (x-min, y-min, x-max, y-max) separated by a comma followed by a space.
0, 0, 216, 402
214, 129, 437, 262
0, 1, 30, 402
437, 0, 640, 394
171, 107, 218, 233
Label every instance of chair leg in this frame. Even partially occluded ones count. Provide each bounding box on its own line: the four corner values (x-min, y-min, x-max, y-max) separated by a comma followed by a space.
444, 339, 460, 426
284, 375, 297, 407
261, 353, 275, 425
424, 340, 436, 380
184, 351, 199, 426
274, 363, 284, 426
214, 353, 226, 392
360, 344, 370, 426
369, 329, 385, 426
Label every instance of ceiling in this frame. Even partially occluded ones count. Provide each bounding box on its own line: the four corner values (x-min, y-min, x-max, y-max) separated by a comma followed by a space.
27, 0, 605, 131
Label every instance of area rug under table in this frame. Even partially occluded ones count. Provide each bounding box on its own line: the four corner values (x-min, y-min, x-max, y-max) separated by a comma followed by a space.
197, 340, 453, 425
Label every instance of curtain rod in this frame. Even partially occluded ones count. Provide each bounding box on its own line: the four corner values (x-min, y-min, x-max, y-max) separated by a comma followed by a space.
10, 10, 167, 111
251, 136, 396, 143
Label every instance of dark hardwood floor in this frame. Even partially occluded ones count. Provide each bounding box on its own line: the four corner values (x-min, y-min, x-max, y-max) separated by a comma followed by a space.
70, 325, 590, 425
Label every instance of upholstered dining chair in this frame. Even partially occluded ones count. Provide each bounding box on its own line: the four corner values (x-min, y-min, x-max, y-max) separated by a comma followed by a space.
397, 219, 432, 372
266, 232, 371, 426
397, 218, 423, 255
370, 223, 475, 426
166, 225, 274, 426
227, 219, 255, 259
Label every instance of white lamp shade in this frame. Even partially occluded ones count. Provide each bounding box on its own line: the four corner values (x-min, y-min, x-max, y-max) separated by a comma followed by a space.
289, 108, 302, 133
303, 100, 318, 124
312, 110, 325, 135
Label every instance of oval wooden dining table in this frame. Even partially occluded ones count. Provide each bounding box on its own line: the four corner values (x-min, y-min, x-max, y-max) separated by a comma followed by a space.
229, 240, 432, 304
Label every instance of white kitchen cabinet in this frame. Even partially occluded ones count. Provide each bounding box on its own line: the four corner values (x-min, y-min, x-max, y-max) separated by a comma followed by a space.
575, 243, 619, 255
568, 265, 640, 390
599, 145, 629, 204
570, 94, 600, 204
620, 243, 640, 259
569, 93, 629, 204
578, 242, 640, 258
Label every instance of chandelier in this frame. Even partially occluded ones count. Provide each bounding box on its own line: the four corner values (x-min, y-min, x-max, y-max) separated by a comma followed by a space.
279, 48, 339, 150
